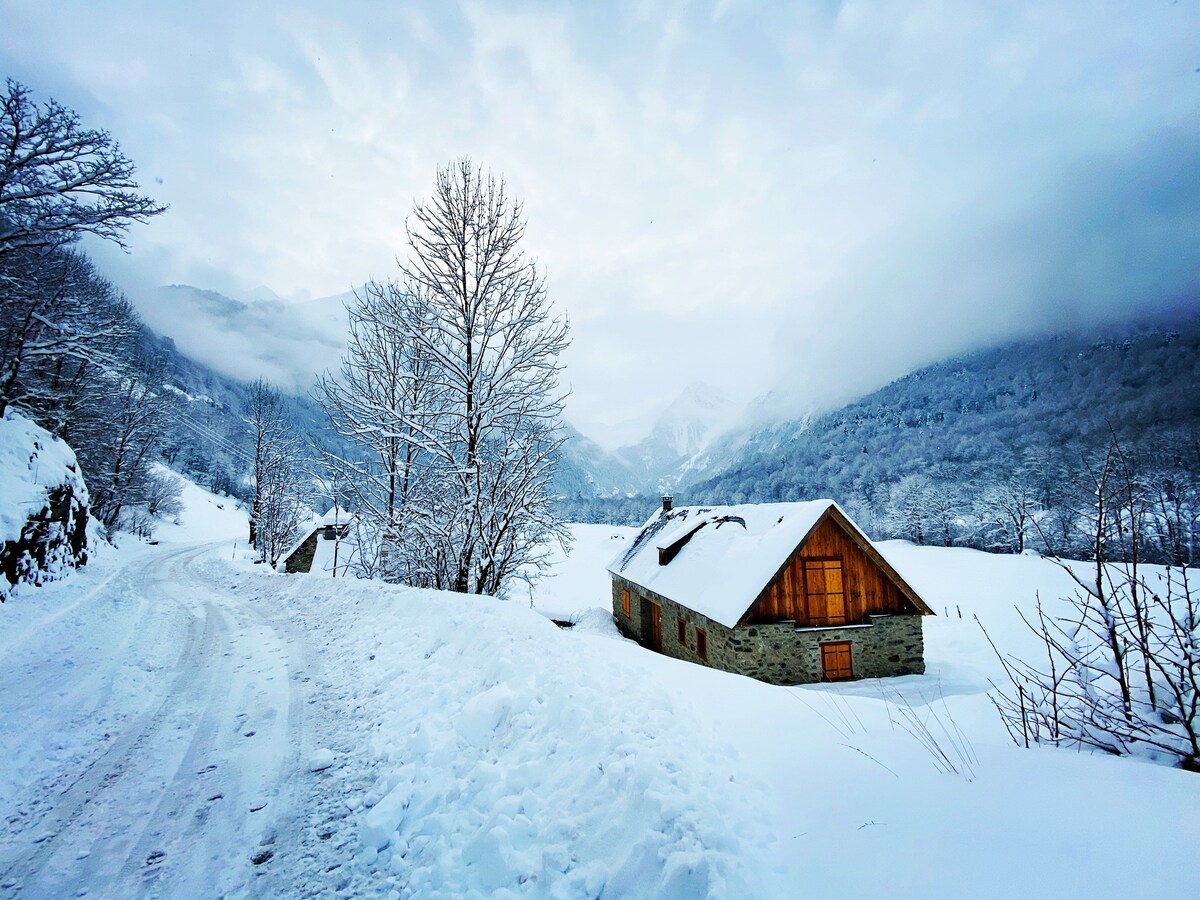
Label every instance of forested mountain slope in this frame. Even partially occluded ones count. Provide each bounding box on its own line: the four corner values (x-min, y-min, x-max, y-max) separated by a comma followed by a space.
140, 329, 346, 500
684, 314, 1200, 550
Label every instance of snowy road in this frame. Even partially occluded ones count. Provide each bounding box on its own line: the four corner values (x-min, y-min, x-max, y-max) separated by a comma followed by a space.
0, 543, 342, 898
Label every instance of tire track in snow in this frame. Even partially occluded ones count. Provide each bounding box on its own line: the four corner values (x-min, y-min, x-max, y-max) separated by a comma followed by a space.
0, 543, 305, 898
0, 546, 210, 895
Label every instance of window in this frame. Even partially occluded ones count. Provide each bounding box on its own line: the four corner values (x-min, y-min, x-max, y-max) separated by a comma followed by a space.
696, 627, 708, 661
622, 588, 631, 617
677, 617, 687, 645
821, 641, 853, 681
804, 559, 846, 626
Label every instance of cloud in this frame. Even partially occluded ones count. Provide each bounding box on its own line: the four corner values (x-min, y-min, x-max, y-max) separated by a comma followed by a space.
1, 0, 1196, 424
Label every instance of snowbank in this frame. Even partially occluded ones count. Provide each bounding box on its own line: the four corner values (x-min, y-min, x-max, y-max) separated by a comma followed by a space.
7, 507, 1195, 897
242, 573, 770, 897
0, 412, 89, 600
528, 523, 637, 620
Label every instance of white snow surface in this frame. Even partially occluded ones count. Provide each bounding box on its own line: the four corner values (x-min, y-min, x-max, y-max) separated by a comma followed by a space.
147, 463, 247, 545
0, 411, 87, 546
609, 500, 838, 627
527, 523, 637, 620
3, 481, 1199, 898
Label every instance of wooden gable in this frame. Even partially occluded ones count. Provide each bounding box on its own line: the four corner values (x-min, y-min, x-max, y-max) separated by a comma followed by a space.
741, 508, 932, 627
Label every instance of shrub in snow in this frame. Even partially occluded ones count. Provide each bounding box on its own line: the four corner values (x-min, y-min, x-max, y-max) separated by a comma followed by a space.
987, 439, 1200, 771
0, 412, 89, 601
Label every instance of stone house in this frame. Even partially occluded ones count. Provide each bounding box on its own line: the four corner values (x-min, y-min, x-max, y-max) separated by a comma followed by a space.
281, 506, 355, 575
608, 498, 933, 685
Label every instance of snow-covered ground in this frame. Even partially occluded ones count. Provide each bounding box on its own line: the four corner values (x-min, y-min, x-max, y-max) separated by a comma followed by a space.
2, 484, 1198, 898
525, 523, 636, 620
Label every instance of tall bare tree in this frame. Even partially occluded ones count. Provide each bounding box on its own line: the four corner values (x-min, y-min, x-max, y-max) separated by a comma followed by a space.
319, 159, 570, 594
317, 280, 438, 580
399, 158, 570, 595
249, 378, 309, 565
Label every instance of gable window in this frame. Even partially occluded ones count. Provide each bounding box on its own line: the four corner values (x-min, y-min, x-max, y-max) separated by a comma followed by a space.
677, 617, 687, 645
804, 559, 846, 626
622, 588, 631, 618
696, 627, 708, 661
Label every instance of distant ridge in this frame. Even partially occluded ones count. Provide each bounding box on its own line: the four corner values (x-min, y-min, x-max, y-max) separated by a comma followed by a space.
684, 313, 1200, 512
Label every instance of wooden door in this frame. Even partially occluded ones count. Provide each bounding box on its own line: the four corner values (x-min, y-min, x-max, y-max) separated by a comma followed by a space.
821, 641, 853, 681
649, 602, 662, 651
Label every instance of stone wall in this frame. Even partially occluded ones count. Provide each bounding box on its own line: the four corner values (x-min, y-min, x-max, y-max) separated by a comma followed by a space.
612, 576, 925, 685
285, 529, 319, 574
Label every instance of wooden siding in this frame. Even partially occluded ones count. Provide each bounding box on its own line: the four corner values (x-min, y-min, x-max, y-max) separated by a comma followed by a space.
745, 514, 917, 626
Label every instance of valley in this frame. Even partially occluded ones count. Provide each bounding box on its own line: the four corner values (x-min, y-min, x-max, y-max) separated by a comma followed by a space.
2, 479, 1197, 897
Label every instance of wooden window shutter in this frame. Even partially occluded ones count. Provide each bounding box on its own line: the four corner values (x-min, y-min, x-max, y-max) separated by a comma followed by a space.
804, 559, 847, 626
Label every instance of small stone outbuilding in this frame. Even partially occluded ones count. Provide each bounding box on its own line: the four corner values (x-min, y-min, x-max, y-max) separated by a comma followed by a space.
281, 506, 354, 575
608, 498, 933, 685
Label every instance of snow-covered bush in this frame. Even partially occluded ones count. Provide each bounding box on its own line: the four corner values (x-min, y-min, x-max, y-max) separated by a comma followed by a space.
987, 439, 1200, 770
0, 411, 89, 600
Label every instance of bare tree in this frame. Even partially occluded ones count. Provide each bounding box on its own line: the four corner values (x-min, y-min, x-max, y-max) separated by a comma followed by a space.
317, 281, 439, 581
886, 474, 933, 544
143, 468, 185, 518
0, 79, 165, 257
397, 158, 570, 595
0, 247, 139, 417
248, 378, 309, 566
320, 159, 570, 594
975, 475, 1043, 554
74, 351, 179, 530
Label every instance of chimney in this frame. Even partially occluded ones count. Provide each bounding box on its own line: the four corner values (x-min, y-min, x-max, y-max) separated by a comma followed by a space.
662, 495, 673, 512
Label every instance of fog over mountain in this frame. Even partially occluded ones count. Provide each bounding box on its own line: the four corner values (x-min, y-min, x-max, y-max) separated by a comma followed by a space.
132, 284, 353, 392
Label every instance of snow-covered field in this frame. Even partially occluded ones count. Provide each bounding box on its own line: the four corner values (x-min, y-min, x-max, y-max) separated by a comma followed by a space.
2, 480, 1198, 898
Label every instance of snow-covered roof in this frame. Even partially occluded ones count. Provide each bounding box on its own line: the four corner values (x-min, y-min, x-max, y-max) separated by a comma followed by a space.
608, 500, 843, 628
317, 505, 354, 527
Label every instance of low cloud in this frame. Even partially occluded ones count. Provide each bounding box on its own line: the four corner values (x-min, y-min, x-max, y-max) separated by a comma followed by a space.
2, 0, 1195, 422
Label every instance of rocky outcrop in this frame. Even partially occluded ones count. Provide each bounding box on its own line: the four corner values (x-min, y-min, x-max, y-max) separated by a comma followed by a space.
0, 413, 90, 601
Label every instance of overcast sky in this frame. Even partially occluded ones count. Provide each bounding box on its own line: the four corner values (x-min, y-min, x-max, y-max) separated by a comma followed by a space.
3, 1, 1197, 433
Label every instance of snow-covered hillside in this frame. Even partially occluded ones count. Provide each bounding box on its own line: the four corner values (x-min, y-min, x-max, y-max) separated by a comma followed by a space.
2, 479, 1197, 897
